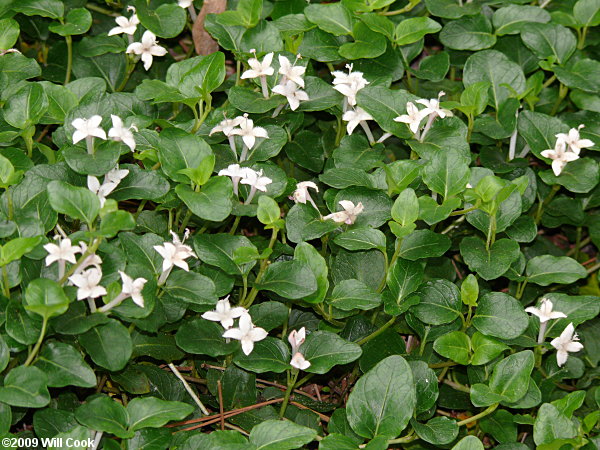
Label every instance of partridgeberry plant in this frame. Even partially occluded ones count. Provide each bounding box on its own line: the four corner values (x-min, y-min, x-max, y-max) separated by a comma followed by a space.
0, 0, 599, 449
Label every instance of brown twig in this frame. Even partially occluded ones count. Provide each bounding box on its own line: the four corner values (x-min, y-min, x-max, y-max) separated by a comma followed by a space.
217, 381, 225, 431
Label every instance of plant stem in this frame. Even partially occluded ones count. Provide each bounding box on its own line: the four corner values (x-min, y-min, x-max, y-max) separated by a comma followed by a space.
229, 216, 241, 235
168, 363, 210, 415
179, 209, 193, 234
240, 228, 279, 308
260, 76, 269, 98
24, 317, 48, 366
550, 83, 568, 116
357, 317, 396, 346
449, 204, 479, 216
280, 370, 299, 418
515, 280, 528, 300
534, 184, 560, 225
1, 265, 10, 298
64, 36, 73, 84
456, 403, 499, 426
387, 432, 417, 445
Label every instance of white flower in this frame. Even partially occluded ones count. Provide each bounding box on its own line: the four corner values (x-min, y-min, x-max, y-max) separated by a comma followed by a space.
77, 242, 103, 271
219, 164, 249, 181
210, 117, 243, 138
108, 115, 138, 152
72, 115, 107, 144
241, 52, 275, 79
104, 167, 130, 185
323, 200, 364, 225
69, 267, 107, 300
222, 313, 268, 355
119, 271, 147, 308
290, 352, 311, 370
394, 102, 426, 134
240, 169, 272, 192
555, 125, 594, 156
87, 167, 129, 207
230, 114, 269, 149
342, 107, 373, 135
332, 64, 369, 107
525, 298, 567, 324
288, 327, 306, 354
551, 323, 584, 367
202, 296, 247, 329
44, 238, 81, 266
292, 181, 318, 205
178, 0, 193, 7
278, 55, 306, 87
416, 91, 453, 119
153, 231, 196, 272
126, 30, 167, 71
541, 140, 579, 176
272, 80, 309, 111
108, 9, 139, 36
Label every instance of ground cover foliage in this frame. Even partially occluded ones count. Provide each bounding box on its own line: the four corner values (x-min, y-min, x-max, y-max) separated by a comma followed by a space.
0, 0, 599, 448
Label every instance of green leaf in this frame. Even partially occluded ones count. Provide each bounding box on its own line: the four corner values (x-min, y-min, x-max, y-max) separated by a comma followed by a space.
413, 51, 449, 82
35, 341, 96, 388
127, 397, 194, 431
554, 59, 600, 94
163, 270, 217, 306
47, 180, 100, 226
12, 0, 64, 19
157, 128, 212, 183
479, 410, 518, 444
3, 82, 48, 129
412, 417, 459, 445
539, 158, 599, 194
234, 337, 291, 373
521, 23, 576, 65
574, 0, 600, 27
422, 149, 470, 199
339, 22, 387, 60
394, 17, 441, 45
178, 52, 226, 99
433, 331, 471, 365
301, 331, 362, 374
293, 242, 328, 304
175, 319, 237, 357
533, 403, 578, 446
492, 5, 551, 36
249, 419, 317, 450
217, 0, 263, 28
0, 366, 50, 408
471, 332, 508, 365
440, 15, 496, 51
75, 396, 132, 439
131, 331, 184, 362
258, 260, 317, 299
257, 196, 280, 226
194, 233, 258, 276
490, 350, 534, 402
79, 320, 133, 371
356, 86, 417, 139
472, 292, 529, 340
398, 229, 451, 261
347, 355, 415, 439
391, 188, 419, 226
452, 436, 484, 450
24, 278, 69, 320
328, 279, 381, 311
463, 50, 526, 110
333, 227, 386, 251
461, 273, 479, 306
411, 279, 461, 325
0, 19, 19, 50
304, 2, 353, 36
525, 255, 587, 286
460, 237, 520, 281
135, 0, 187, 38
228, 86, 282, 113
385, 258, 423, 315
99, 210, 136, 238
48, 8, 92, 36
0, 236, 42, 266
175, 177, 233, 222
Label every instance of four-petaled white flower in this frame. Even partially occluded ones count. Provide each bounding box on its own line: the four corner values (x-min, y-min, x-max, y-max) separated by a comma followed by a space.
231, 114, 269, 150
72, 115, 107, 144
288, 327, 306, 354
108, 8, 139, 36
178, 0, 193, 7
219, 164, 251, 195
154, 231, 197, 273
240, 169, 272, 193
69, 267, 107, 300
540, 140, 579, 176
202, 296, 247, 329
77, 242, 103, 271
342, 107, 373, 135
323, 200, 364, 225
555, 125, 594, 156
119, 271, 147, 308
108, 115, 138, 152
222, 312, 268, 355
416, 91, 453, 119
272, 80, 309, 111
332, 64, 369, 107
551, 322, 584, 367
87, 167, 129, 207
278, 55, 306, 87
290, 352, 311, 370
241, 51, 275, 79
126, 30, 167, 71
44, 238, 81, 266
525, 298, 567, 324
394, 102, 426, 134
210, 117, 243, 138
292, 181, 318, 206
